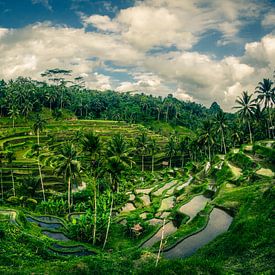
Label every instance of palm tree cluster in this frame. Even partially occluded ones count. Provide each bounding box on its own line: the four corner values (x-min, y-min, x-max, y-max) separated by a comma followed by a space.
0, 74, 214, 130
234, 78, 275, 142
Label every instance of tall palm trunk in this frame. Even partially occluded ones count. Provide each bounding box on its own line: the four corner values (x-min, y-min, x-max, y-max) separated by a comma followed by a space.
38, 160, 45, 201
93, 177, 97, 245
268, 105, 274, 138
169, 157, 172, 168
151, 155, 154, 173
60, 89, 63, 110
156, 218, 166, 267
1, 169, 3, 200
247, 120, 253, 144
11, 169, 15, 196
141, 155, 144, 172
208, 140, 211, 162
37, 131, 45, 201
221, 131, 227, 154
68, 177, 71, 213
37, 129, 40, 146
103, 192, 113, 250
181, 154, 184, 168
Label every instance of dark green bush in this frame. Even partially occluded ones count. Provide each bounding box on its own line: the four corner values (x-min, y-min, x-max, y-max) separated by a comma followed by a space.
228, 152, 256, 171
253, 144, 275, 163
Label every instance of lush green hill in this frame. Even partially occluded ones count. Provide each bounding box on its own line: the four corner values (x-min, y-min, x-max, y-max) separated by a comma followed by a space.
0, 133, 274, 274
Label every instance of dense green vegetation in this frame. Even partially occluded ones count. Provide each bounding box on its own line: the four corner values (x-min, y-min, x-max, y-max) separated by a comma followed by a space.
0, 73, 274, 274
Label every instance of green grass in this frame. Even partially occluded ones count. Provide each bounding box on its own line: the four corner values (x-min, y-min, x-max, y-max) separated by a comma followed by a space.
0, 116, 274, 274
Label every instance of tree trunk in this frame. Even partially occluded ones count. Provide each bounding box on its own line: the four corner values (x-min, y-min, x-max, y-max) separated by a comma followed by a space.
103, 193, 113, 250
1, 169, 3, 200
247, 120, 253, 144
181, 154, 184, 168
93, 177, 97, 245
38, 160, 45, 202
268, 105, 274, 139
60, 89, 63, 110
12, 118, 15, 128
37, 129, 40, 145
68, 177, 71, 213
165, 106, 169, 122
151, 155, 154, 173
169, 157, 172, 168
11, 169, 15, 196
208, 141, 211, 163
141, 155, 144, 172
222, 131, 227, 154
156, 218, 166, 267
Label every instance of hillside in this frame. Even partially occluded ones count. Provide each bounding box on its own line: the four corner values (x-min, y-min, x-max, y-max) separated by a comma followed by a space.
0, 116, 274, 274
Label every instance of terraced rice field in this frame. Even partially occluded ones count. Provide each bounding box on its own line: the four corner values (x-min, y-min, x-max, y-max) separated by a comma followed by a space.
0, 119, 168, 197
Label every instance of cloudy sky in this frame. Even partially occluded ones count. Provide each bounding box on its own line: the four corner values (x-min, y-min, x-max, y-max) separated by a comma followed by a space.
0, 0, 275, 111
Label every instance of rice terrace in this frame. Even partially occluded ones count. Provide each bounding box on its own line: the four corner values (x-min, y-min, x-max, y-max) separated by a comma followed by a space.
0, 0, 274, 274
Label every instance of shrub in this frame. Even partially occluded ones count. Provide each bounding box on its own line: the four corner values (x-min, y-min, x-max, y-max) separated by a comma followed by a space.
253, 144, 275, 163
216, 164, 234, 185
228, 152, 256, 171
6, 196, 20, 205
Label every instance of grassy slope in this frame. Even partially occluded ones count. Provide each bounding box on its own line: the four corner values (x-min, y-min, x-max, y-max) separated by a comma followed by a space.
0, 115, 274, 274
1, 174, 274, 274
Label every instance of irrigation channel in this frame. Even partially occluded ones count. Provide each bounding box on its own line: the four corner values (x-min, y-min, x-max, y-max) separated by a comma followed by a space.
26, 215, 95, 256
141, 195, 211, 248
163, 208, 233, 259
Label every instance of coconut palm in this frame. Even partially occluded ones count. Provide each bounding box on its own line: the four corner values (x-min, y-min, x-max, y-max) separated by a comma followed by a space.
214, 110, 228, 154
255, 78, 275, 138
33, 114, 46, 145
199, 120, 215, 162
179, 137, 189, 168
6, 150, 16, 196
149, 138, 158, 172
106, 134, 133, 192
8, 106, 19, 128
136, 132, 149, 172
52, 142, 81, 213
234, 91, 257, 144
102, 135, 133, 249
0, 152, 4, 200
33, 114, 47, 201
81, 131, 102, 245
166, 136, 177, 168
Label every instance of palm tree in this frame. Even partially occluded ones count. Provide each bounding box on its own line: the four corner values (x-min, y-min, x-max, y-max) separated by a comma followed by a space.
52, 142, 81, 213
199, 120, 214, 162
234, 91, 257, 144
8, 106, 19, 128
6, 150, 16, 196
149, 138, 158, 172
45, 87, 57, 111
166, 136, 177, 168
255, 78, 275, 138
103, 156, 129, 250
106, 134, 133, 192
179, 137, 189, 168
0, 152, 4, 200
102, 134, 133, 249
136, 132, 149, 172
33, 114, 47, 201
33, 114, 46, 145
231, 130, 241, 148
214, 110, 227, 154
81, 132, 102, 245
